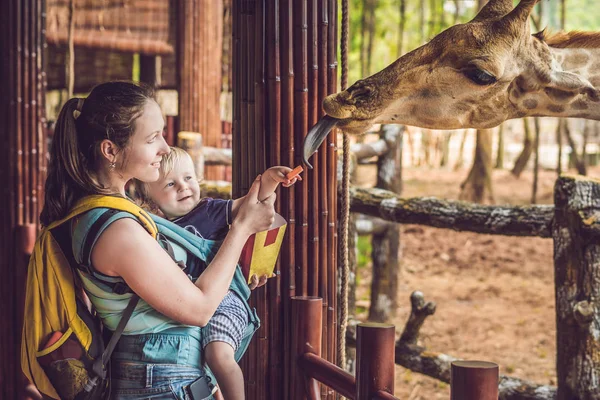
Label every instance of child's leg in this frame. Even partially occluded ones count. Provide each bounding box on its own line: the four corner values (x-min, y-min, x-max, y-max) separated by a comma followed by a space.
205, 341, 244, 400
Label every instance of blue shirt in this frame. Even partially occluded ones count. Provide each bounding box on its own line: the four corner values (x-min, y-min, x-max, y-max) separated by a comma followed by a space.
171, 198, 233, 240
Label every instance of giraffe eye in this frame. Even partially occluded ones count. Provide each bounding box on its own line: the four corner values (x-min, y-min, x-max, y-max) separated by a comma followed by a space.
463, 68, 497, 85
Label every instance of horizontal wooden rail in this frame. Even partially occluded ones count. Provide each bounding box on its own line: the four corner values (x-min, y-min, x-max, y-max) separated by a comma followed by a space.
298, 353, 355, 399
351, 139, 389, 162
348, 186, 554, 238
292, 297, 399, 400
204, 146, 232, 165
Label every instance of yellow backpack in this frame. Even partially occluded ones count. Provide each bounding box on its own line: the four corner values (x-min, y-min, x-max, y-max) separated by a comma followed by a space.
21, 195, 157, 399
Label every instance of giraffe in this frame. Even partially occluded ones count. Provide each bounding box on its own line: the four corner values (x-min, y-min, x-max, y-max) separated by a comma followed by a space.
303, 0, 600, 163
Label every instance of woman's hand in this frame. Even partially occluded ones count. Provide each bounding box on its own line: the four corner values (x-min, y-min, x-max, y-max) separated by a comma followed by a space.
232, 175, 276, 237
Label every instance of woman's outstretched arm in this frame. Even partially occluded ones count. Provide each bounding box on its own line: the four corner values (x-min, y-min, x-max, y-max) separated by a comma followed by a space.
91, 176, 274, 327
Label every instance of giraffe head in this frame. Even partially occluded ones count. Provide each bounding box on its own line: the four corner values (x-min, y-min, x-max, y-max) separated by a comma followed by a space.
304, 0, 600, 165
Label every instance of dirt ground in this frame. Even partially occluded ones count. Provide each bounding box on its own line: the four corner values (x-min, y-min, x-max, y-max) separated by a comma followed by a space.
352, 165, 600, 400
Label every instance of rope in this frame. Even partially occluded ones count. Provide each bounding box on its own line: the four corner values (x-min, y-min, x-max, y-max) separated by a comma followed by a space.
66, 0, 75, 99
337, 0, 350, 370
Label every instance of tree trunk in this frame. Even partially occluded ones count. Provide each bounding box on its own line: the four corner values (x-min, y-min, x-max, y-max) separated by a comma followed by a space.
556, 119, 563, 175
531, 118, 540, 204
365, 0, 377, 77
360, 0, 368, 78
369, 126, 403, 323
428, 0, 437, 39
553, 176, 600, 400
495, 124, 504, 169
564, 121, 587, 175
453, 0, 460, 24
454, 129, 468, 170
440, 131, 452, 167
511, 118, 534, 178
419, 0, 426, 44
459, 128, 494, 204
397, 0, 406, 57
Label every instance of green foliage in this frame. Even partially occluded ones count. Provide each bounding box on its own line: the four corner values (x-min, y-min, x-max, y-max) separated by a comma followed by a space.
357, 234, 372, 270
340, 0, 600, 86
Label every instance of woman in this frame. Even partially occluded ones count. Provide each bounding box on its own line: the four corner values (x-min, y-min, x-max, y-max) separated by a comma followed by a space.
41, 81, 274, 398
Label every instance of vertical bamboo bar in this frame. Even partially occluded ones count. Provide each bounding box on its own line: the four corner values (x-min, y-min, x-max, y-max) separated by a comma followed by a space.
1, 0, 46, 396
356, 323, 396, 400
307, 0, 320, 300
293, 0, 308, 297
239, 1, 249, 193
290, 297, 323, 400
254, 3, 268, 393
450, 361, 499, 400
317, 0, 331, 397
326, 0, 338, 377
231, 0, 239, 196
279, 0, 295, 397
266, 0, 283, 397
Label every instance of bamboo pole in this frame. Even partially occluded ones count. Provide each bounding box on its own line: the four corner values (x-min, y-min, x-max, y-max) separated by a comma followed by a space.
280, 0, 296, 397
293, 0, 309, 297
327, 0, 338, 380
307, 0, 319, 300
266, 0, 283, 397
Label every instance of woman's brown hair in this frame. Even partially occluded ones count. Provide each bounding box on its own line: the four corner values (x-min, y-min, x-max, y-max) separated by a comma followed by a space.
40, 81, 155, 226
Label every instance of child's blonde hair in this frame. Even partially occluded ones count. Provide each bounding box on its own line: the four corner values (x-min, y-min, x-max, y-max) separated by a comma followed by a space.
133, 146, 195, 212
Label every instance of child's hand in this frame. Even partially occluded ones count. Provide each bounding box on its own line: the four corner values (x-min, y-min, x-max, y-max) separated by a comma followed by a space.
248, 273, 273, 290
265, 166, 302, 188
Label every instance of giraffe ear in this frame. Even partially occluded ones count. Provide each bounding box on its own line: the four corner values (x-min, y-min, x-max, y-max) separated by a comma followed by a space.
545, 71, 600, 103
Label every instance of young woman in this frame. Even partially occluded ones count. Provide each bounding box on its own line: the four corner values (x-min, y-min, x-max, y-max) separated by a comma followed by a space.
41, 81, 274, 399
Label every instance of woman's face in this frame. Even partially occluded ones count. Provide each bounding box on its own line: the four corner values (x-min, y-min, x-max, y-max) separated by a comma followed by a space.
121, 101, 170, 183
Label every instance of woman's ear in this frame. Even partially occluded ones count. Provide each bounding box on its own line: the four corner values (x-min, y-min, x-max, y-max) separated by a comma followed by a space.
99, 139, 120, 164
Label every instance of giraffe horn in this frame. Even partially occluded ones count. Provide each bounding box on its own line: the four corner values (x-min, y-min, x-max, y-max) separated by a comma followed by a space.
501, 0, 540, 24
471, 0, 513, 22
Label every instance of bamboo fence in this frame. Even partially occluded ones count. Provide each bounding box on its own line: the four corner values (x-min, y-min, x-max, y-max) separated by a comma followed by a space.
232, 0, 338, 398
0, 0, 47, 397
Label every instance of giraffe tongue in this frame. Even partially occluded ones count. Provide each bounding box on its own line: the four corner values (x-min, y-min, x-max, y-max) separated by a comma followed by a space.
302, 115, 339, 169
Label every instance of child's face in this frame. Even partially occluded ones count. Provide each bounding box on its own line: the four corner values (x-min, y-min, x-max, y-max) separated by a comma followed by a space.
146, 155, 201, 219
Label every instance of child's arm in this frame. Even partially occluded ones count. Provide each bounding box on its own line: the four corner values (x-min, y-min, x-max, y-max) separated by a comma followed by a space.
258, 166, 298, 201
231, 166, 301, 219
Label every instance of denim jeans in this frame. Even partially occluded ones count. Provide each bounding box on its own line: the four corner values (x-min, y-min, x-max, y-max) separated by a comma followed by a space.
109, 330, 214, 400
110, 362, 209, 399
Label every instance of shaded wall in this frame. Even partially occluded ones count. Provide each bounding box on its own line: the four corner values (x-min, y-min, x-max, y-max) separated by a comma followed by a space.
0, 0, 48, 397
232, 1, 339, 398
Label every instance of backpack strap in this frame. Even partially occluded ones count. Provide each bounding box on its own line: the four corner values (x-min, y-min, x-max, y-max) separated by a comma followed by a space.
69, 208, 139, 295
92, 294, 139, 379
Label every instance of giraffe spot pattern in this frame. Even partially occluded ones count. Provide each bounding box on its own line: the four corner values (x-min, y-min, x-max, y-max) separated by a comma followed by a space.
572, 99, 588, 110
523, 99, 538, 109
547, 104, 565, 113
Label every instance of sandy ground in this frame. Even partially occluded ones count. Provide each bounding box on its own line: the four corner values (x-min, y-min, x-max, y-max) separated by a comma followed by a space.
352, 165, 600, 399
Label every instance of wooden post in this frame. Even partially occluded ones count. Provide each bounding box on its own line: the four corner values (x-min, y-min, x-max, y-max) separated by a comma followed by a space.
178, 131, 204, 182
355, 323, 396, 399
450, 361, 499, 400
553, 175, 600, 400
291, 297, 323, 400
177, 0, 223, 180
369, 125, 403, 322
